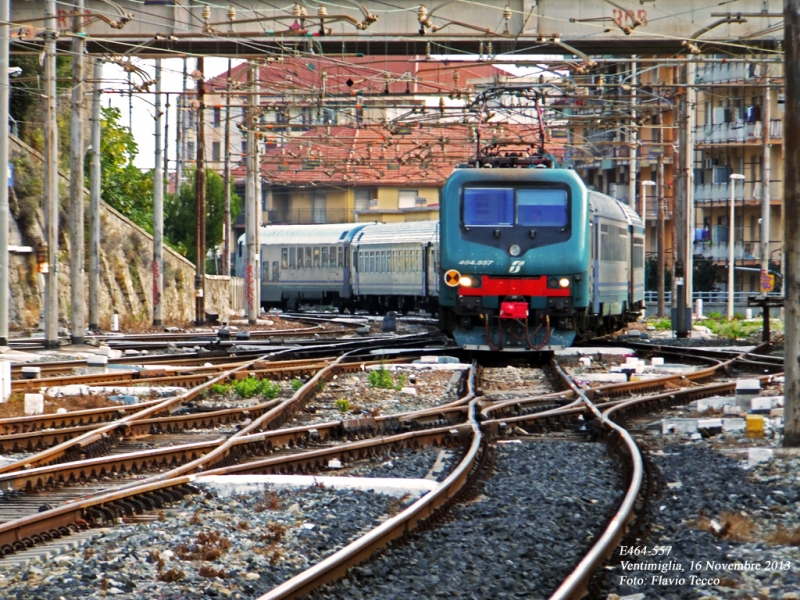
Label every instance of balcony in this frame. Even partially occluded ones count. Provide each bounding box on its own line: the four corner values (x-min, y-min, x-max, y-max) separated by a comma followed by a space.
695, 119, 782, 144
693, 240, 760, 262
694, 183, 744, 203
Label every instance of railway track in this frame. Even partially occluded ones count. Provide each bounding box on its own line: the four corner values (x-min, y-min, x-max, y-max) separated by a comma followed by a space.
0, 342, 784, 599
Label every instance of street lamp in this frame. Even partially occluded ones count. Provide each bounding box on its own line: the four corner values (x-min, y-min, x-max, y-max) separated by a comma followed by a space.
641, 180, 656, 253
728, 173, 746, 320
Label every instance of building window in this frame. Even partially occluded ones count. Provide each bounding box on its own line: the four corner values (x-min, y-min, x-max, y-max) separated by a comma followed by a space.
241, 140, 248, 157
213, 107, 221, 126
398, 190, 418, 209
186, 141, 195, 158
212, 141, 221, 163
322, 107, 337, 125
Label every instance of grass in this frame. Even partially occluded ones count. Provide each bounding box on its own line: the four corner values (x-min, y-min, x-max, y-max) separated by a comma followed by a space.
231, 376, 282, 399
334, 398, 351, 414
695, 510, 755, 542
367, 363, 405, 390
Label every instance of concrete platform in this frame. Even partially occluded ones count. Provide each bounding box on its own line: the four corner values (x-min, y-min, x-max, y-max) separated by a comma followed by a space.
193, 474, 438, 498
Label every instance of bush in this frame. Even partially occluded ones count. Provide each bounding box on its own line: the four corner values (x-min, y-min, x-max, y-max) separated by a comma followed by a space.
260, 380, 281, 400
334, 398, 351, 413
367, 363, 403, 390
210, 383, 231, 395
290, 378, 304, 392
232, 376, 262, 399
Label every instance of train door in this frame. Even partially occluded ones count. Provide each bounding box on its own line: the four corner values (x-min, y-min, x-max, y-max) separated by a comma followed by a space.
346, 242, 357, 297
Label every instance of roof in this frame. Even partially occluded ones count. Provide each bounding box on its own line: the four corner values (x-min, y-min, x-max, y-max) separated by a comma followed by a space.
353, 221, 439, 245
256, 223, 371, 245
207, 57, 505, 98
234, 124, 565, 188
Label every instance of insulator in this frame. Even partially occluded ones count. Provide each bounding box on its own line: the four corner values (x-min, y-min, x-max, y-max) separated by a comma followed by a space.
300, 6, 307, 17
504, 6, 511, 20
418, 5, 428, 23
227, 5, 235, 21
487, 42, 493, 56
318, 6, 328, 17
425, 42, 431, 59
293, 4, 301, 17
202, 5, 210, 21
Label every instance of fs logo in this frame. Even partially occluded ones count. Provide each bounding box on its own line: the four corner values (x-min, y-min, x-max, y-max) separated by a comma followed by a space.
508, 260, 525, 274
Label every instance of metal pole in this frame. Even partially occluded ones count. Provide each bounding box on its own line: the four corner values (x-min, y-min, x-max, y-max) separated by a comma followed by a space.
675, 63, 689, 337
246, 64, 260, 324
685, 60, 696, 320
44, 0, 59, 348
153, 59, 164, 326
88, 58, 101, 330
222, 58, 232, 277
163, 93, 169, 189
69, 0, 85, 345
728, 180, 736, 320
0, 0, 9, 346
176, 59, 186, 192
627, 56, 637, 208
195, 58, 206, 325
657, 155, 665, 318
783, 0, 800, 447
761, 76, 772, 288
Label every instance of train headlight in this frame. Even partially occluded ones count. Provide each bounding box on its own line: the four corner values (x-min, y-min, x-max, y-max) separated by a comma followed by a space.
509, 244, 521, 257
548, 277, 571, 289
460, 276, 473, 287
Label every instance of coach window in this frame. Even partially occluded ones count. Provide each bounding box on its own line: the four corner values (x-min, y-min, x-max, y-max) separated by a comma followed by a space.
281, 248, 288, 270
416, 250, 421, 271
313, 247, 321, 269
305, 247, 312, 269
272, 262, 279, 282
463, 187, 514, 227
369, 251, 375, 272
517, 189, 568, 227
262, 261, 269, 281
321, 247, 329, 268
330, 247, 337, 268
340, 247, 346, 268
289, 247, 296, 269
404, 250, 410, 272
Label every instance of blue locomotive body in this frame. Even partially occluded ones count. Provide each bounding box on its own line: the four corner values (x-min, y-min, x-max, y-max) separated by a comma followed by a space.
438, 166, 644, 350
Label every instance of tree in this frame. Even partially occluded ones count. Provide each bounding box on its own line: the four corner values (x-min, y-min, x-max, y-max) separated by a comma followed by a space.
165, 168, 241, 268
85, 107, 154, 232
692, 255, 718, 292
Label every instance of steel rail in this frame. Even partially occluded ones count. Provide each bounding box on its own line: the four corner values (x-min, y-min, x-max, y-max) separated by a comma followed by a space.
548, 360, 643, 600
0, 353, 276, 475
255, 363, 480, 600
0, 360, 476, 559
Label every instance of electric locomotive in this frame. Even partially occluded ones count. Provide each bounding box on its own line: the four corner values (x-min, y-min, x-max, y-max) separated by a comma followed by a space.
438, 151, 645, 351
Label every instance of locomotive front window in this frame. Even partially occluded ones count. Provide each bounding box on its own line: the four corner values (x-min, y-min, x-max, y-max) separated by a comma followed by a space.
517, 189, 568, 227
463, 188, 514, 226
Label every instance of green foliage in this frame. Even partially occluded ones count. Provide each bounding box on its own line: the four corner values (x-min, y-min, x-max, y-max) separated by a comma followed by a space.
648, 318, 673, 331
692, 255, 718, 292
334, 398, 351, 414
211, 383, 232, 395
260, 380, 281, 400
645, 257, 672, 292
164, 168, 241, 266
231, 376, 281, 399
290, 378, 304, 392
232, 377, 261, 399
367, 364, 404, 390
703, 318, 759, 340
316, 379, 326, 392
706, 311, 723, 320
87, 107, 154, 232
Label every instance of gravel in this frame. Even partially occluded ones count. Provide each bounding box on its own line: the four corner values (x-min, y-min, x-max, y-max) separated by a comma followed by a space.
0, 445, 461, 599
307, 440, 623, 599
596, 441, 800, 599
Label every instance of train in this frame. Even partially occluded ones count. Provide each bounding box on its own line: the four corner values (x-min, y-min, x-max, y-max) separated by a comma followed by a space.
235, 221, 439, 314
236, 161, 644, 351
438, 155, 645, 350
